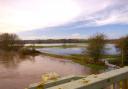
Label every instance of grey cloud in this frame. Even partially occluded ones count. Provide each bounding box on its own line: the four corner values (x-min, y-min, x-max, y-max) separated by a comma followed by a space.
78, 0, 128, 26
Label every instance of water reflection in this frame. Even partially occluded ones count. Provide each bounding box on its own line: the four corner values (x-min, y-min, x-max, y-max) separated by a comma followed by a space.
0, 52, 96, 89
37, 44, 118, 55
0, 52, 33, 68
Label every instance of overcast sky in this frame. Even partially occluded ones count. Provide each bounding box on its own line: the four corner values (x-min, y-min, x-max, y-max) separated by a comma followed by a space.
0, 0, 128, 39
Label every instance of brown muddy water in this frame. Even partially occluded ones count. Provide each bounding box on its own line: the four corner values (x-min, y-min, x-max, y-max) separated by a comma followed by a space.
0, 53, 100, 89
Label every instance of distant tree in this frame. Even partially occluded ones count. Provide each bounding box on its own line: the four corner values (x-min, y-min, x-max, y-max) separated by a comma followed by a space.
0, 33, 23, 51
61, 39, 67, 48
86, 34, 106, 63
115, 35, 128, 66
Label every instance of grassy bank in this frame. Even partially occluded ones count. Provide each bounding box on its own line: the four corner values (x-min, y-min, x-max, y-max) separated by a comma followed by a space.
25, 45, 121, 70
41, 52, 107, 70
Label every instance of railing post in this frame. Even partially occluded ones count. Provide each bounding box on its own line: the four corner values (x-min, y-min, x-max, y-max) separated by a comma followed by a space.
113, 82, 120, 89
122, 79, 128, 89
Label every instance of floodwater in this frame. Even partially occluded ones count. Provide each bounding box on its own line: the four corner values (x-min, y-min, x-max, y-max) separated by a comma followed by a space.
37, 44, 119, 55
0, 52, 96, 89
37, 47, 84, 55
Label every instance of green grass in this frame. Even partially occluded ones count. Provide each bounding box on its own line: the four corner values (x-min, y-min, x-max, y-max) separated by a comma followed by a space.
86, 64, 106, 70
102, 54, 119, 59
41, 51, 125, 69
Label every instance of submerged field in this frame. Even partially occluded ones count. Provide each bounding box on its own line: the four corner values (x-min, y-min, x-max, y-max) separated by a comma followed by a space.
27, 43, 121, 69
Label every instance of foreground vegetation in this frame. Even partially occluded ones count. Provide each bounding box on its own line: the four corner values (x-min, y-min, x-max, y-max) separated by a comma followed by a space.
115, 35, 128, 66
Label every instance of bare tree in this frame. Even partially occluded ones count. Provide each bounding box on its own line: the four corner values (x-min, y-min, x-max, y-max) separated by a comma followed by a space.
0, 33, 23, 51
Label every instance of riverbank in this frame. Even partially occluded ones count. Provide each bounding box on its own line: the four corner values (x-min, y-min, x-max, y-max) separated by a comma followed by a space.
40, 52, 107, 70
25, 44, 121, 70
